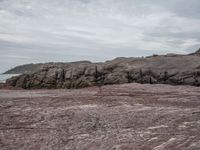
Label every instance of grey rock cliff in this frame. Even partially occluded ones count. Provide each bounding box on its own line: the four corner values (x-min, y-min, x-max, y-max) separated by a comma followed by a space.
6, 54, 200, 89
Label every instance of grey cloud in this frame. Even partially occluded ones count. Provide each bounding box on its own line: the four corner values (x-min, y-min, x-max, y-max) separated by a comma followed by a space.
158, 0, 200, 19
0, 0, 200, 72
135, 0, 200, 18
147, 31, 200, 41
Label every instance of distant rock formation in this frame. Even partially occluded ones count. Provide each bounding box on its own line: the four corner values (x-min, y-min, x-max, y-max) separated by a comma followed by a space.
6, 53, 200, 89
4, 63, 43, 74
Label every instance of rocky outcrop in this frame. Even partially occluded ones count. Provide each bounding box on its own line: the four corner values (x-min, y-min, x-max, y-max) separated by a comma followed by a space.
6, 54, 200, 89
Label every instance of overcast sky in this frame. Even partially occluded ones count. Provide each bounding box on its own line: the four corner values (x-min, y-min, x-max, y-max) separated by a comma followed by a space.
0, 0, 200, 73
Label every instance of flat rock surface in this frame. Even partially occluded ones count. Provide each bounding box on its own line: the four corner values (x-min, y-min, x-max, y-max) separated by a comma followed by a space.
0, 83, 200, 150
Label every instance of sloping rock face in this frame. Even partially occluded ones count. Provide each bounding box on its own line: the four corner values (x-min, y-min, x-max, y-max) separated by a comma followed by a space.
195, 48, 200, 55
4, 63, 43, 74
6, 55, 200, 89
190, 48, 200, 56
4, 62, 70, 74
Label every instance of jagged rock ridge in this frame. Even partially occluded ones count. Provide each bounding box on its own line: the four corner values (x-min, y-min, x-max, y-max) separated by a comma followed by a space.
6, 54, 200, 89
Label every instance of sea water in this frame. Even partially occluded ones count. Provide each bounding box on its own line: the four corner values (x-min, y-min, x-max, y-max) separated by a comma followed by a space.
0, 74, 20, 83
